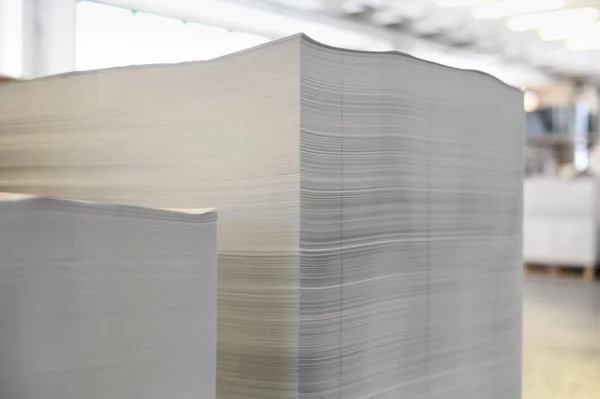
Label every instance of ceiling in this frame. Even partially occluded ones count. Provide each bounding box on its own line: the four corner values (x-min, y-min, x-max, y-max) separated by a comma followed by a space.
265, 0, 600, 79
97, 0, 600, 88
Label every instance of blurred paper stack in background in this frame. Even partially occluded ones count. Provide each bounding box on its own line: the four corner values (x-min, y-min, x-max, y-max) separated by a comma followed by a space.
524, 177, 600, 267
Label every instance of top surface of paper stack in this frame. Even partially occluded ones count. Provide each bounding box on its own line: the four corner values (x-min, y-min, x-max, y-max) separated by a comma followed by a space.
0, 35, 523, 399
0, 192, 216, 217
0, 195, 217, 399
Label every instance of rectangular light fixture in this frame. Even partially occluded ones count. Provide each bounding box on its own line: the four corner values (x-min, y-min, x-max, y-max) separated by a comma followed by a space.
507, 7, 599, 32
539, 22, 599, 41
435, 0, 493, 7
472, 0, 565, 19
567, 39, 600, 51
566, 24, 600, 50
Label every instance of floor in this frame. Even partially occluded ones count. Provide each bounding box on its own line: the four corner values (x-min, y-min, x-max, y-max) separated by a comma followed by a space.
523, 277, 600, 399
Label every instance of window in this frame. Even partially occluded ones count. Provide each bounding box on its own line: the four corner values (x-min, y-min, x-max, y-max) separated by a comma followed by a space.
76, 1, 268, 71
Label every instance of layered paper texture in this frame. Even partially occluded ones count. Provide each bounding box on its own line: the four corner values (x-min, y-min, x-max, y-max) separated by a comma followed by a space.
0, 35, 523, 399
0, 195, 217, 399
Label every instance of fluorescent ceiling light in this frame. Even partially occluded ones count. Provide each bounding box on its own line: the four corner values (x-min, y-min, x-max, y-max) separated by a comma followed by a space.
435, 0, 493, 7
507, 7, 599, 32
472, 0, 565, 19
566, 24, 600, 50
567, 40, 600, 51
264, 0, 324, 11
539, 22, 599, 41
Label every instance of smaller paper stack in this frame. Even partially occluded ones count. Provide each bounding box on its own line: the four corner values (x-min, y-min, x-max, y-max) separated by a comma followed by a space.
0, 195, 217, 399
524, 177, 599, 265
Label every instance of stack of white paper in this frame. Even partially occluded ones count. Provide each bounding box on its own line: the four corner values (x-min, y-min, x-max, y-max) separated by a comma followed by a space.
0, 35, 523, 399
0, 195, 217, 399
524, 177, 599, 265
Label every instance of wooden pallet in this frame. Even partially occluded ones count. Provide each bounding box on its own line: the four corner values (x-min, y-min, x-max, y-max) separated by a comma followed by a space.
524, 262, 597, 281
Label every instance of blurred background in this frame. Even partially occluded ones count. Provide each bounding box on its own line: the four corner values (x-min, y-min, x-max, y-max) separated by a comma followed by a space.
1, 0, 600, 398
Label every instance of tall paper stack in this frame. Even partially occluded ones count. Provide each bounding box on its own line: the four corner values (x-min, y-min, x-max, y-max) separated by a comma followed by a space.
524, 177, 599, 265
0, 195, 217, 399
0, 35, 524, 399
